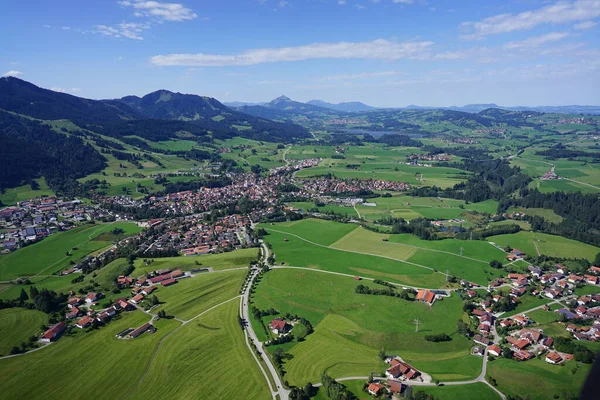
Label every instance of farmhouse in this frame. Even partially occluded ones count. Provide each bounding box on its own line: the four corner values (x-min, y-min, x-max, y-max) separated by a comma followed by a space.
520, 329, 543, 343
488, 345, 502, 357
507, 336, 530, 350
85, 292, 102, 304
142, 286, 157, 295
514, 350, 534, 361
385, 359, 420, 380
77, 315, 95, 329
367, 383, 385, 396
387, 380, 405, 395
585, 275, 599, 285
66, 307, 82, 319
269, 318, 290, 335
130, 294, 144, 304
546, 352, 564, 364
416, 290, 435, 305
473, 334, 491, 346
41, 322, 66, 343
128, 322, 154, 338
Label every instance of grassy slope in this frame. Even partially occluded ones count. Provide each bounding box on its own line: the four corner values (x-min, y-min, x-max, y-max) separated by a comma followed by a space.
0, 311, 180, 399
0, 178, 53, 205
0, 222, 142, 281
488, 231, 600, 261
0, 308, 48, 355
416, 382, 501, 400
129, 301, 270, 400
264, 219, 358, 246
487, 358, 590, 400
251, 268, 479, 385
154, 269, 245, 320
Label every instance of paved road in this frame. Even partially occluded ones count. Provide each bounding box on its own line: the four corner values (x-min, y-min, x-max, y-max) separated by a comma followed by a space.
240, 242, 290, 400
0, 342, 53, 360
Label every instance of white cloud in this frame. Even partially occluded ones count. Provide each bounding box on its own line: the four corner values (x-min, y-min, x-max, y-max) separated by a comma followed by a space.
461, 0, 600, 38
61, 26, 71, 31
504, 32, 571, 50
118, 1, 197, 22
42, 24, 51, 28
150, 39, 434, 66
50, 87, 82, 93
2, 70, 23, 77
338, 0, 346, 4
95, 22, 150, 40
392, 0, 414, 3
574, 20, 598, 29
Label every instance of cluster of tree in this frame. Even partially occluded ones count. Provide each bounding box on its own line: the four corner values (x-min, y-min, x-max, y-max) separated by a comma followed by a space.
158, 175, 232, 195
320, 373, 358, 400
251, 305, 279, 320
372, 217, 437, 240
424, 333, 452, 342
499, 189, 600, 248
378, 133, 423, 147
407, 390, 438, 400
455, 224, 521, 240
0, 287, 67, 315
457, 320, 473, 337
289, 383, 316, 400
267, 334, 295, 346
0, 110, 107, 193
276, 183, 300, 193
554, 337, 596, 363
295, 317, 314, 341
355, 284, 412, 300
535, 145, 600, 160
272, 348, 293, 377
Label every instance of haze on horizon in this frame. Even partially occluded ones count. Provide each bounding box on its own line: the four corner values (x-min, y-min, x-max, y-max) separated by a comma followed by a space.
1, 0, 599, 107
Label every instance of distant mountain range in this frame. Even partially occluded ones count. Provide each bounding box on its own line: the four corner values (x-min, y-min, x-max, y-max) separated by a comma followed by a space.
227, 96, 600, 115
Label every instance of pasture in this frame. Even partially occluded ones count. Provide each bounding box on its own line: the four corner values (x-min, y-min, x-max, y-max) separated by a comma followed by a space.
0, 178, 54, 205
0, 311, 180, 399
0, 222, 142, 281
251, 268, 480, 385
487, 358, 590, 400
262, 218, 358, 246
416, 382, 501, 400
153, 269, 245, 320
488, 231, 600, 261
129, 300, 270, 400
0, 308, 48, 356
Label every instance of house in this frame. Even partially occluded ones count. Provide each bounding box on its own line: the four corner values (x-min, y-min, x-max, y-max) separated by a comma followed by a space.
585, 275, 599, 285
520, 329, 542, 343
466, 290, 477, 298
556, 265, 569, 275
66, 307, 81, 320
385, 360, 420, 380
474, 334, 491, 346
142, 286, 157, 295
513, 315, 530, 326
542, 337, 554, 348
387, 380, 405, 395
568, 274, 583, 283
546, 352, 563, 364
41, 322, 66, 343
149, 275, 169, 284
416, 290, 435, 305
128, 322, 153, 338
499, 319, 515, 328
589, 266, 600, 274
130, 294, 144, 304
556, 308, 576, 320
528, 266, 542, 278
367, 383, 385, 396
488, 345, 502, 357
479, 323, 491, 334
161, 278, 177, 287
156, 268, 171, 275
269, 318, 290, 335
85, 292, 102, 304
117, 275, 134, 288
76, 315, 94, 329
472, 346, 485, 356
507, 336, 530, 350
544, 288, 562, 299
472, 309, 486, 318
578, 296, 592, 306
480, 314, 493, 326
514, 350, 533, 361
68, 297, 82, 308
511, 287, 527, 297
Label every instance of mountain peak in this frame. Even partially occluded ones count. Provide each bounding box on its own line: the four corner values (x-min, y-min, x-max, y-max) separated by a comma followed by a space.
272, 95, 292, 103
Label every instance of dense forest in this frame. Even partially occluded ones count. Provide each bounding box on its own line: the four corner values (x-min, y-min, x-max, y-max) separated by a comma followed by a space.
0, 110, 106, 192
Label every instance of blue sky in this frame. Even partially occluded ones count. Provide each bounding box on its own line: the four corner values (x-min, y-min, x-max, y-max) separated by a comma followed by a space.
1, 0, 599, 106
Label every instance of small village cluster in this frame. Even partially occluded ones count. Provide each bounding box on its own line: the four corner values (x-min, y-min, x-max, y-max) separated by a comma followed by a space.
300, 177, 411, 194
0, 196, 112, 253
40, 266, 190, 344
269, 158, 322, 175
407, 153, 451, 162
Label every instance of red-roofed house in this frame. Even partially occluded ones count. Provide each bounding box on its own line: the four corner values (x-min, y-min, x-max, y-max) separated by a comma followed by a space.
367, 383, 385, 396
416, 290, 435, 305
130, 294, 144, 304
41, 322, 66, 343
514, 350, 533, 361
161, 278, 177, 287
488, 345, 502, 357
142, 286, 157, 295
545, 352, 563, 364
76, 315, 94, 329
269, 318, 290, 334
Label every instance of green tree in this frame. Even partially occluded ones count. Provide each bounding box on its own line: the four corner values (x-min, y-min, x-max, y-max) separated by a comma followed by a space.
19, 288, 29, 301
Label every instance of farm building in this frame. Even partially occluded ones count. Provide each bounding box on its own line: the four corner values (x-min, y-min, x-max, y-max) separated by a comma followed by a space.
416, 290, 435, 305
269, 318, 290, 335
41, 322, 66, 343
128, 323, 154, 338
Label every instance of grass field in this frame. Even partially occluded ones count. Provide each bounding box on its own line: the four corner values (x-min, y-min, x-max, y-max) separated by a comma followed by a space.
415, 382, 501, 400
251, 268, 480, 385
507, 207, 564, 224
0, 178, 53, 205
0, 310, 180, 399
487, 358, 590, 400
263, 219, 358, 246
488, 231, 600, 261
129, 300, 270, 400
501, 295, 554, 318
154, 269, 245, 320
0, 308, 48, 356
0, 222, 142, 281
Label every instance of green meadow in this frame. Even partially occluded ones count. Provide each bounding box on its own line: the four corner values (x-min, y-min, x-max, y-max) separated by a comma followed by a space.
251, 268, 480, 385
0, 222, 142, 281
416, 382, 501, 400
0, 178, 54, 205
0, 308, 48, 355
488, 231, 600, 261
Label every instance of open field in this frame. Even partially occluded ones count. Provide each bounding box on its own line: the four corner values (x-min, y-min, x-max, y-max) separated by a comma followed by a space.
0, 311, 180, 399
263, 229, 447, 288
251, 268, 479, 385
132, 248, 259, 275
0, 178, 54, 205
488, 231, 600, 261
0, 222, 142, 281
487, 358, 590, 400
154, 269, 245, 320
416, 382, 501, 400
507, 207, 564, 224
262, 219, 358, 246
129, 300, 270, 400
501, 295, 554, 318
0, 308, 48, 355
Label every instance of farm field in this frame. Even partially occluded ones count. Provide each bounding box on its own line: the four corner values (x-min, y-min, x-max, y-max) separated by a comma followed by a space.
0, 310, 180, 399
153, 269, 245, 320
500, 295, 554, 318
507, 207, 564, 223
251, 268, 479, 386
488, 231, 600, 261
262, 218, 358, 246
0, 308, 48, 356
262, 229, 447, 288
0, 222, 142, 281
487, 358, 590, 400
132, 248, 259, 275
415, 382, 501, 400
128, 300, 270, 400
